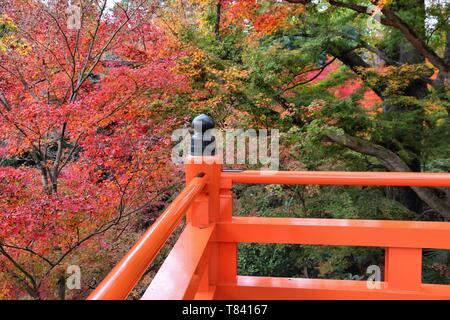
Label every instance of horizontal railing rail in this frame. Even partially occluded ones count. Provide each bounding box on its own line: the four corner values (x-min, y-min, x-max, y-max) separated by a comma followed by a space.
222, 170, 450, 186
87, 174, 207, 300
214, 216, 450, 249
213, 170, 450, 299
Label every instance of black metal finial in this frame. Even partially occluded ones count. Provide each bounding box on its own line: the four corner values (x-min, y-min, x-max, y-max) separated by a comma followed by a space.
190, 114, 215, 156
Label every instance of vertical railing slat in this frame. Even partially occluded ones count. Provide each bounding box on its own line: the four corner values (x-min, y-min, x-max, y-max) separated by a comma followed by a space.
385, 247, 423, 290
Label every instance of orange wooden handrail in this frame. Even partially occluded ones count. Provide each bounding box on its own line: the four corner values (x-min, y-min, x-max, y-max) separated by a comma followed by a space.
214, 217, 450, 249
222, 170, 450, 186
88, 114, 450, 300
87, 174, 208, 300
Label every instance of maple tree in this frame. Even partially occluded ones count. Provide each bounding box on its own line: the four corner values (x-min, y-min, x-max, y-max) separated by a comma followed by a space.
0, 0, 190, 299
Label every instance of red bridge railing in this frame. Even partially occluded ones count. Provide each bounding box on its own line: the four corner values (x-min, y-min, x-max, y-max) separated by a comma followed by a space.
88, 115, 450, 300
88, 174, 207, 300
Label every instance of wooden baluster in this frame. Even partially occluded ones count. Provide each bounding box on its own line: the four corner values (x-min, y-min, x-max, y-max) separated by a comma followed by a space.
385, 247, 423, 291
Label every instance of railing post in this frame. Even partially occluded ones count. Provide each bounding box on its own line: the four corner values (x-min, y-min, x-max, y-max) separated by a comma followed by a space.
217, 176, 237, 284
385, 247, 423, 291
185, 114, 221, 226
185, 114, 222, 297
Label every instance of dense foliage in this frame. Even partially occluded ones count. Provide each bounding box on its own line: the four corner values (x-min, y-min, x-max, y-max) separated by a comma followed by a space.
0, 0, 449, 299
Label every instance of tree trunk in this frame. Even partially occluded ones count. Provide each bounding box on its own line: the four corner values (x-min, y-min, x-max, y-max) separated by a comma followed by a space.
215, 1, 222, 38
57, 273, 66, 300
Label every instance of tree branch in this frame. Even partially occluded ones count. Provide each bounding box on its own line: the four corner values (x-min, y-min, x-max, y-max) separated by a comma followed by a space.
0, 244, 39, 297
285, 0, 450, 73
380, 6, 449, 73
283, 57, 337, 91
0, 92, 11, 111
326, 131, 450, 219
50, 122, 67, 193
